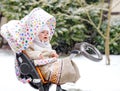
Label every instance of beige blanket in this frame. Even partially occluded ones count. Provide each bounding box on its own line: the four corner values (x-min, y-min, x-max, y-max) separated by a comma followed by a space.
39, 57, 80, 85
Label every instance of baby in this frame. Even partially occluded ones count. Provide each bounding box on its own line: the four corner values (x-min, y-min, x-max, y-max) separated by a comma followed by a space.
25, 25, 80, 85
26, 25, 59, 66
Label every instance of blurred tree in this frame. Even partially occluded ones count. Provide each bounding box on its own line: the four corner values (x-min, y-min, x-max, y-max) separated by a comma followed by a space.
1, 0, 120, 65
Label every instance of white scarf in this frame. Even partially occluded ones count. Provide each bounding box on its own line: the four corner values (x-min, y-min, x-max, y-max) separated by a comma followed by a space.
33, 39, 52, 50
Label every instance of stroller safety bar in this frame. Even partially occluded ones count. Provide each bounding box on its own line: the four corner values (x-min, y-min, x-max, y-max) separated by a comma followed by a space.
69, 50, 81, 59
74, 42, 103, 61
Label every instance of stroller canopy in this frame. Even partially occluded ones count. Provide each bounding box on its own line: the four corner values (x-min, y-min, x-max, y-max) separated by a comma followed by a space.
0, 8, 56, 53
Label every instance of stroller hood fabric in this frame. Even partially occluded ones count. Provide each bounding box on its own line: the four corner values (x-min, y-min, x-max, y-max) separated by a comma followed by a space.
0, 8, 56, 53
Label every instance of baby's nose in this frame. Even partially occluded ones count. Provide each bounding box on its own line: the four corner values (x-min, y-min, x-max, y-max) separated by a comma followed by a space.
45, 33, 49, 35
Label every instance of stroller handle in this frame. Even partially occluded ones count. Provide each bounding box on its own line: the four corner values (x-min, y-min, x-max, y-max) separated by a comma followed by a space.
70, 42, 103, 62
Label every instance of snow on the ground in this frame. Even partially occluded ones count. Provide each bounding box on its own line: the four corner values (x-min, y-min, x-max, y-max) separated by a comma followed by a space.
0, 49, 120, 91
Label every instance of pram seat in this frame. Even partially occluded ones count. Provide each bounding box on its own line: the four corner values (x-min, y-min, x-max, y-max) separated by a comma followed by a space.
16, 51, 65, 91
15, 42, 102, 91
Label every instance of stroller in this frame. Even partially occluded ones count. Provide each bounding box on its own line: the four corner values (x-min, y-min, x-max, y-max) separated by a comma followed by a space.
0, 8, 102, 91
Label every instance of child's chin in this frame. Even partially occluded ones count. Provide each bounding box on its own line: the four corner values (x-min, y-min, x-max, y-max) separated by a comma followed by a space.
43, 40, 49, 42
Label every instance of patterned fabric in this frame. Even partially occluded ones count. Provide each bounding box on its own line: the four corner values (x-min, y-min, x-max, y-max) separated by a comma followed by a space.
0, 7, 56, 53
0, 20, 34, 53
34, 58, 57, 66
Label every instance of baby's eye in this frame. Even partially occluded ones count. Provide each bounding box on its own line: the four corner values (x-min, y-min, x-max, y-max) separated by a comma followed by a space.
41, 31, 45, 33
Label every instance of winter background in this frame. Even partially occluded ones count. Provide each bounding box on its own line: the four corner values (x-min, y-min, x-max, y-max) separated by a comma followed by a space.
0, 48, 120, 91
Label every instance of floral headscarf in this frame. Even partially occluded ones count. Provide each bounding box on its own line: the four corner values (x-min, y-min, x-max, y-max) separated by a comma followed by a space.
0, 7, 56, 53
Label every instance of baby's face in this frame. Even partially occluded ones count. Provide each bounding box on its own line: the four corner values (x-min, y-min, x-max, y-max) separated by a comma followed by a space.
38, 30, 49, 42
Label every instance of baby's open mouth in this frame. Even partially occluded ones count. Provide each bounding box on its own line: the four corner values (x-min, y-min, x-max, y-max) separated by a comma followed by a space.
44, 37, 48, 39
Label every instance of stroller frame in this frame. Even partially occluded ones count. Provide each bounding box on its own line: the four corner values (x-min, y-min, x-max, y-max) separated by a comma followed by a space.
15, 42, 102, 91
16, 51, 66, 91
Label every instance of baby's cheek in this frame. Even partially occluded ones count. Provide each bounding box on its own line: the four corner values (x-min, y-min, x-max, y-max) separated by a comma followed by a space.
39, 37, 44, 41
